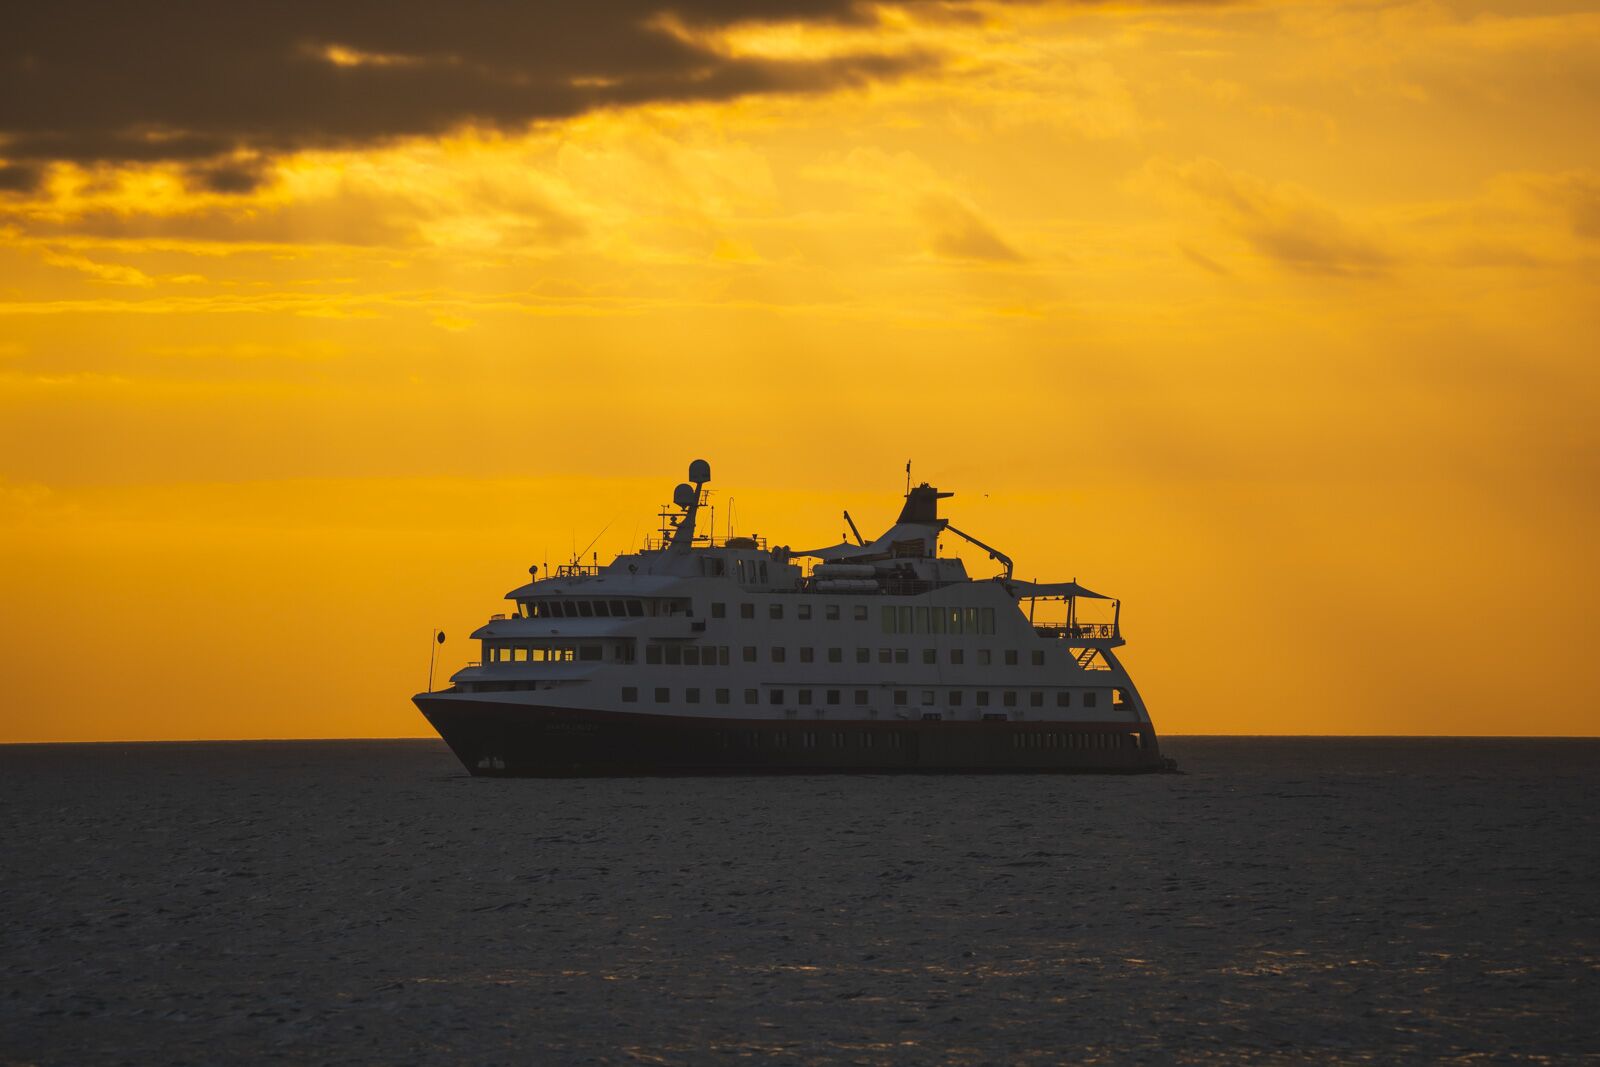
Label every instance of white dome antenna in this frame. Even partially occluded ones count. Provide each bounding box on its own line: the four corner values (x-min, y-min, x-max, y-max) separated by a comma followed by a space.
689, 459, 711, 484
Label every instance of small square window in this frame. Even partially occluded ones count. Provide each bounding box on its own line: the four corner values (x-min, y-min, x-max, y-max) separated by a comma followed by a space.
798, 604, 812, 621
1031, 650, 1044, 666
646, 645, 662, 665
715, 688, 730, 704
743, 646, 757, 662
826, 689, 841, 705
828, 647, 842, 663
976, 691, 991, 706
800, 647, 814, 663
769, 689, 784, 705
825, 604, 840, 621
856, 647, 870, 663
1084, 691, 1098, 708
771, 647, 786, 663
655, 687, 670, 703
770, 604, 783, 620
854, 689, 868, 705
922, 648, 936, 664
1057, 691, 1071, 707
686, 687, 701, 703
893, 690, 908, 706
732, 603, 751, 621
949, 691, 963, 706
977, 649, 992, 666
1030, 691, 1044, 707
744, 688, 758, 704
1003, 691, 1018, 707
1004, 650, 1019, 666
921, 690, 935, 705
853, 605, 868, 621
878, 648, 892, 664
894, 649, 908, 664
712, 603, 726, 619
798, 689, 813, 705
622, 687, 638, 702
950, 649, 964, 665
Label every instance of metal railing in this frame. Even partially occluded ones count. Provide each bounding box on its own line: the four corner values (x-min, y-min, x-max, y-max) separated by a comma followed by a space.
553, 564, 602, 578
1034, 622, 1118, 640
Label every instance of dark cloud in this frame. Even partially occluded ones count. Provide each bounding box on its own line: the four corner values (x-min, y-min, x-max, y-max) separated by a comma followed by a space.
0, 162, 44, 193
2, 1, 938, 184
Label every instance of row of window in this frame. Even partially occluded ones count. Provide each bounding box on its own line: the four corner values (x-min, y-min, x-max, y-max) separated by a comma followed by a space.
881, 605, 997, 636
494, 642, 1051, 668
622, 687, 1102, 708
518, 598, 691, 620
714, 602, 872, 622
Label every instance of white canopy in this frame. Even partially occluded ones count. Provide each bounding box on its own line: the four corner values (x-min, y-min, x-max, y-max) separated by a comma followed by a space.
1000, 579, 1112, 600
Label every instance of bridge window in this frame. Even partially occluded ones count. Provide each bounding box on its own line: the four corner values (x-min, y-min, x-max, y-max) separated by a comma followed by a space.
897, 607, 913, 633
622, 687, 638, 702
579, 645, 601, 661
577, 601, 594, 618
664, 645, 682, 665
881, 607, 895, 633
683, 646, 699, 666
627, 600, 645, 617
513, 648, 528, 662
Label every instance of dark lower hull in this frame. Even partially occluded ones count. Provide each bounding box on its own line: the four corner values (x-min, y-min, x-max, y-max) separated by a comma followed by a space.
415, 693, 1171, 776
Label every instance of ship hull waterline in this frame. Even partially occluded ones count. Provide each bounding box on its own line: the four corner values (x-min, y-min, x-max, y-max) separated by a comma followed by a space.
415, 693, 1172, 777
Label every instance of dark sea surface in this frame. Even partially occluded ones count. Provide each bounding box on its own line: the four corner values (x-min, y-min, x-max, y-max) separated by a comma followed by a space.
1, 737, 1596, 1065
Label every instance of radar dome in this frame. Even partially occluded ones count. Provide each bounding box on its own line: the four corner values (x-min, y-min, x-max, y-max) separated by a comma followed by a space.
673, 482, 697, 509
688, 459, 711, 483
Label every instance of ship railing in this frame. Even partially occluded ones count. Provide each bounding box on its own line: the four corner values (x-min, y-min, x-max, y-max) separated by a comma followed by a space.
1033, 622, 1118, 640
640, 534, 769, 552
553, 564, 602, 578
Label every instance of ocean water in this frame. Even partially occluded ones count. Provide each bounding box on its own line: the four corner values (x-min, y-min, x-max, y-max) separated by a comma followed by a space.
1, 737, 1595, 1065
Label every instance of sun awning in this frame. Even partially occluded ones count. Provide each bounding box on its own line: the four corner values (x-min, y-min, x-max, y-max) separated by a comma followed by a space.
1000, 579, 1112, 600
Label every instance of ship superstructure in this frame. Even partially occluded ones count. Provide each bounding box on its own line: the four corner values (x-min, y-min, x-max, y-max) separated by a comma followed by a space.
414, 461, 1170, 775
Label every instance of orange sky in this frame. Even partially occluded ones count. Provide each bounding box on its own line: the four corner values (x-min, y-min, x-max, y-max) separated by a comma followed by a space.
2, 1, 1597, 741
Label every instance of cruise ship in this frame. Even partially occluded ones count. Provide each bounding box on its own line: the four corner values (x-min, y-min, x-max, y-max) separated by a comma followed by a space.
414, 462, 1172, 775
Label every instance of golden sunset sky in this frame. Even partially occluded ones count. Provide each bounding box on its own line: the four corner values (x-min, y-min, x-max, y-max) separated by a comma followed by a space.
2, 1, 1596, 741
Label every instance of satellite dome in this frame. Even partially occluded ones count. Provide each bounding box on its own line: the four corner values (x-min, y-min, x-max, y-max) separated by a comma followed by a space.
689, 459, 711, 483
672, 482, 697, 509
